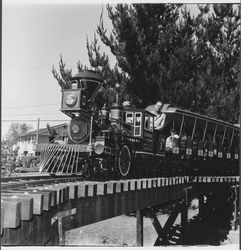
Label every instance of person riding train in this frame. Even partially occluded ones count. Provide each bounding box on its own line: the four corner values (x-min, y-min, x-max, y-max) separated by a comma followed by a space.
150, 101, 166, 152
152, 101, 166, 131
165, 128, 179, 152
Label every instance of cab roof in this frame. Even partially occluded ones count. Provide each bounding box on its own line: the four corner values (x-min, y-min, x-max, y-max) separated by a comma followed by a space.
71, 70, 103, 82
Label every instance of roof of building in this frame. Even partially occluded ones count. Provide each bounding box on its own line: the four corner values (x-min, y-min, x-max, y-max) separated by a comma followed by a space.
18, 123, 68, 138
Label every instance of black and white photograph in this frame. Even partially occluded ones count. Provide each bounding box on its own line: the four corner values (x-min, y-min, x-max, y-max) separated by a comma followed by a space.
1, 0, 240, 247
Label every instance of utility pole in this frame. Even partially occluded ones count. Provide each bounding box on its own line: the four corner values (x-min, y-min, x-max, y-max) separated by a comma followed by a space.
36, 118, 40, 144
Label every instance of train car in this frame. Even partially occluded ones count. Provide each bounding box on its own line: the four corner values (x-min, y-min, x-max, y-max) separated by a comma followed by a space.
39, 70, 239, 177
149, 105, 240, 175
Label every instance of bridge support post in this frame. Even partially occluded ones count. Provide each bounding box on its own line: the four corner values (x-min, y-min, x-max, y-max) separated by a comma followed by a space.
198, 195, 205, 219
143, 197, 191, 246
145, 207, 168, 245
181, 201, 188, 245
51, 208, 77, 245
136, 209, 144, 246
231, 185, 239, 231
181, 186, 191, 245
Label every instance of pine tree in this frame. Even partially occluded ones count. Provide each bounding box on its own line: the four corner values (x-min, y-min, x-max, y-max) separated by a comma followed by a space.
52, 3, 240, 123
94, 4, 182, 108
192, 4, 240, 122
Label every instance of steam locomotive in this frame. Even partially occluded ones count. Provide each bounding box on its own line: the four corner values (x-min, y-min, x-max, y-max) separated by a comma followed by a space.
39, 70, 239, 177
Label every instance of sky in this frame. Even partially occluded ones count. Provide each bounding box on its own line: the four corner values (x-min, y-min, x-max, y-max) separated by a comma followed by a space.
2, 1, 115, 139
2, 0, 239, 140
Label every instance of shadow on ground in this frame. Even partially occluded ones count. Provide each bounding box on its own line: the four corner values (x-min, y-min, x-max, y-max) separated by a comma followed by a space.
163, 198, 235, 246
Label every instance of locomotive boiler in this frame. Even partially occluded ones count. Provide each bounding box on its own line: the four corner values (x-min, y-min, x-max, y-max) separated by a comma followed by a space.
39, 70, 239, 178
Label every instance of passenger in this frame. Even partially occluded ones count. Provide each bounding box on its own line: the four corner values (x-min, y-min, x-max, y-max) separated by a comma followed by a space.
180, 131, 187, 141
179, 131, 187, 158
152, 101, 166, 131
165, 128, 179, 152
123, 100, 131, 108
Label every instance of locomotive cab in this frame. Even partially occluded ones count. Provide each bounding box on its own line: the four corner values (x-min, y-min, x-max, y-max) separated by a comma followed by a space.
123, 109, 155, 137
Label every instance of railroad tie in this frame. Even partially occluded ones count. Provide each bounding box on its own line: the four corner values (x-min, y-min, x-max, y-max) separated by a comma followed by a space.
43, 184, 66, 205
1, 199, 21, 229
24, 188, 52, 211
57, 182, 81, 199
1, 195, 33, 221
26, 186, 57, 207
1, 190, 43, 215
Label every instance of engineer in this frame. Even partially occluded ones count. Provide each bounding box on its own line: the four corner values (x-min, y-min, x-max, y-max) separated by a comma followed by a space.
152, 101, 166, 131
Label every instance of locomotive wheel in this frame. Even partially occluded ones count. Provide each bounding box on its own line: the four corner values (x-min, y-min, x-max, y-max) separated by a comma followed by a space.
118, 145, 131, 177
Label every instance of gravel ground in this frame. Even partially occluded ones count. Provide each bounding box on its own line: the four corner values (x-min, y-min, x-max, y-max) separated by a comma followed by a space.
65, 200, 239, 247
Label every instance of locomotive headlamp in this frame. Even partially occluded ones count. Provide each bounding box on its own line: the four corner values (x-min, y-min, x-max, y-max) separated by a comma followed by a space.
65, 93, 77, 106
72, 125, 79, 133
95, 144, 105, 155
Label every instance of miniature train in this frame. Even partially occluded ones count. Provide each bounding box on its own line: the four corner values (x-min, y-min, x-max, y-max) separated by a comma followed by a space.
39, 70, 240, 177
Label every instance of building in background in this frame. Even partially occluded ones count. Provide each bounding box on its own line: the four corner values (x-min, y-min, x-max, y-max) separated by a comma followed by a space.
15, 123, 68, 157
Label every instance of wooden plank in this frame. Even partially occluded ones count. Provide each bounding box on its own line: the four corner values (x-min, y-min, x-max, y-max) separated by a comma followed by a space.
130, 180, 136, 191
57, 184, 70, 201
115, 181, 121, 193
136, 180, 141, 190
122, 181, 129, 191
165, 178, 168, 186
26, 186, 57, 207
136, 209, 143, 246
160, 178, 164, 187
1, 200, 21, 228
145, 207, 168, 245
2, 207, 57, 246
57, 183, 78, 199
14, 187, 51, 211
78, 183, 88, 197
1, 207, 4, 235
87, 183, 95, 196
147, 179, 152, 188
107, 181, 114, 194
44, 185, 66, 204
25, 187, 52, 210
96, 182, 106, 195
1, 195, 33, 220
142, 179, 147, 189
157, 178, 161, 187
153, 179, 157, 188
2, 191, 43, 215
169, 178, 172, 186
181, 202, 188, 244
163, 202, 182, 233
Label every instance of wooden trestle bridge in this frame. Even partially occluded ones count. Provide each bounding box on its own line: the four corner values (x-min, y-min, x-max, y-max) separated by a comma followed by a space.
1, 175, 239, 246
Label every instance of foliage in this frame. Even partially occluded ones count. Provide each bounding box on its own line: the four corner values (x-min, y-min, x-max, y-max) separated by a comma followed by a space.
52, 3, 240, 123
191, 4, 241, 122
5, 122, 33, 146
1, 141, 20, 177
52, 55, 72, 89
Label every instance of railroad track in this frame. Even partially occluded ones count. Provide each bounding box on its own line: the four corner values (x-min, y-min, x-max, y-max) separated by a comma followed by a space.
1, 174, 84, 191
1, 172, 239, 246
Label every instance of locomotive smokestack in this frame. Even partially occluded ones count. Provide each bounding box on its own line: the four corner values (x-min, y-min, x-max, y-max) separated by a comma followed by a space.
115, 83, 120, 104
110, 103, 123, 122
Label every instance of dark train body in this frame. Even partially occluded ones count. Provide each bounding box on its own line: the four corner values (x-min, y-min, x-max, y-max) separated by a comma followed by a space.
39, 70, 240, 177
